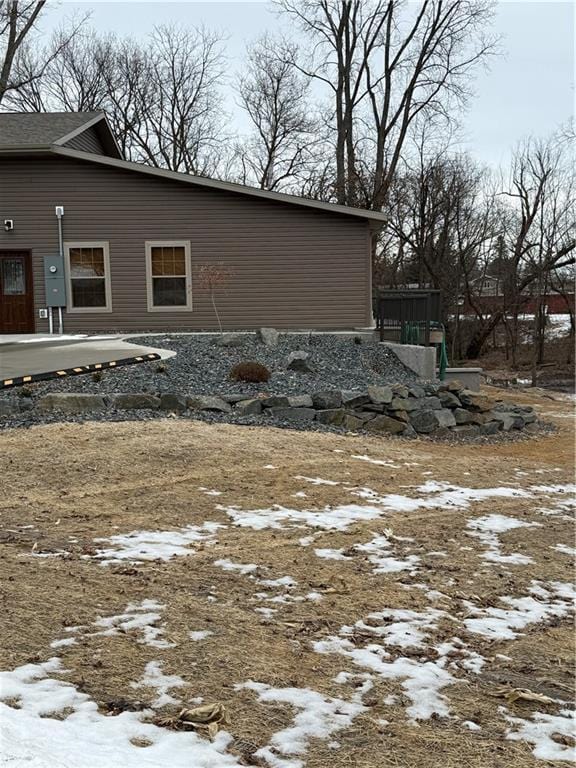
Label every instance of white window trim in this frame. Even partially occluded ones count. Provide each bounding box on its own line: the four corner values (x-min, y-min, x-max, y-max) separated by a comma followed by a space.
145, 240, 193, 312
64, 241, 112, 314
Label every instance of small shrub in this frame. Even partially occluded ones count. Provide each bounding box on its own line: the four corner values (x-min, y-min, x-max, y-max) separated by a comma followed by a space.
229, 361, 271, 383
155, 363, 167, 374
17, 386, 33, 397
91, 371, 103, 382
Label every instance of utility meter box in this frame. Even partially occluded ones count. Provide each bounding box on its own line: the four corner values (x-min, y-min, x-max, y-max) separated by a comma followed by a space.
43, 254, 67, 307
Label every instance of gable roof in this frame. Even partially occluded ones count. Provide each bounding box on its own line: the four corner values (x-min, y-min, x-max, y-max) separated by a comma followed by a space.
0, 111, 385, 224
0, 111, 122, 158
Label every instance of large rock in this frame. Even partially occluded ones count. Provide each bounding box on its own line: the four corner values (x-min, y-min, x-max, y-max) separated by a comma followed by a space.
215, 333, 244, 347
288, 394, 314, 408
434, 408, 457, 428
257, 327, 279, 347
316, 408, 347, 426
268, 407, 316, 422
342, 390, 370, 408
453, 407, 475, 425
187, 395, 231, 413
235, 398, 262, 416
390, 397, 414, 412
365, 414, 406, 435
221, 394, 253, 404
342, 413, 367, 431
408, 385, 426, 399
480, 421, 500, 435
409, 409, 439, 434
37, 393, 107, 413
286, 351, 314, 373
367, 385, 393, 405
459, 390, 492, 412
439, 391, 461, 409
488, 411, 524, 431
161, 393, 188, 412
392, 384, 409, 398
110, 393, 160, 410
312, 390, 342, 410
261, 395, 290, 408
452, 425, 481, 437
414, 396, 442, 411
410, 407, 456, 432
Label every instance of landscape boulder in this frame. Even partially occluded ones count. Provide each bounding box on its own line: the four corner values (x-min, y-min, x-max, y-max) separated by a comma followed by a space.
312, 390, 342, 410
261, 395, 290, 408
161, 393, 188, 412
316, 408, 347, 426
286, 351, 314, 373
288, 394, 314, 408
459, 390, 492, 412
438, 391, 461, 409
257, 327, 279, 347
268, 407, 316, 422
110, 393, 160, 410
365, 414, 406, 435
367, 385, 393, 405
37, 393, 107, 413
342, 390, 370, 408
235, 398, 262, 416
216, 333, 244, 348
187, 395, 231, 413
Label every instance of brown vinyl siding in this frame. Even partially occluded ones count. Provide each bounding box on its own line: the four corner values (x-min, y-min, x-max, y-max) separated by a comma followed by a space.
63, 126, 106, 155
0, 155, 372, 332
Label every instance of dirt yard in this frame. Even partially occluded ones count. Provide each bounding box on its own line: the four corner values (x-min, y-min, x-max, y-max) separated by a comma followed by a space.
0, 386, 574, 767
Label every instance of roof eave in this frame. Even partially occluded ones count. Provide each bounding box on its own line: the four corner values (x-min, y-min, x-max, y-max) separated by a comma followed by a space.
49, 145, 387, 223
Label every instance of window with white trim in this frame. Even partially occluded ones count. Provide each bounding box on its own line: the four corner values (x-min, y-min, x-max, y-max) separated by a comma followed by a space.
146, 241, 192, 311
65, 242, 112, 312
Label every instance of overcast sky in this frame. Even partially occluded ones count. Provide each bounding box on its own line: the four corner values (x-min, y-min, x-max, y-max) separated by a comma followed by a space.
46, 1, 574, 168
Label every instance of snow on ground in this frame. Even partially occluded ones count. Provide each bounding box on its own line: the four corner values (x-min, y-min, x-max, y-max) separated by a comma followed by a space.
236, 680, 368, 768
0, 658, 241, 768
504, 708, 576, 762
48, 600, 175, 650
466, 514, 541, 565
463, 582, 575, 640
347, 608, 446, 648
130, 661, 189, 708
92, 522, 223, 564
219, 503, 384, 531
351, 481, 530, 513
552, 543, 576, 556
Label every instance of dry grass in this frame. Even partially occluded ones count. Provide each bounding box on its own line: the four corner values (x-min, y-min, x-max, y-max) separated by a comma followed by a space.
0, 386, 574, 767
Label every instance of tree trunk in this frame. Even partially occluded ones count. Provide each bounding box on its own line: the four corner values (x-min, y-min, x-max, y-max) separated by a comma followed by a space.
465, 312, 503, 359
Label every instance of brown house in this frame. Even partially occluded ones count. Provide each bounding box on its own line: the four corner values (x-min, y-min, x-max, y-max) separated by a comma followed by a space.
0, 112, 384, 334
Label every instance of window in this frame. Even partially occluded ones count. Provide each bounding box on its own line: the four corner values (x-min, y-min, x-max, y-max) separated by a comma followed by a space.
145, 241, 192, 312
65, 242, 112, 313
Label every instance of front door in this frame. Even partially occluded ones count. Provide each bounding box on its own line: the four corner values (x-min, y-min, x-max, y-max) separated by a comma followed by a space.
0, 251, 34, 333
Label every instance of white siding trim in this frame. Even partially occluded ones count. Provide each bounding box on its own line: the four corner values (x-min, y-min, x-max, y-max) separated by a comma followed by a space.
145, 240, 193, 313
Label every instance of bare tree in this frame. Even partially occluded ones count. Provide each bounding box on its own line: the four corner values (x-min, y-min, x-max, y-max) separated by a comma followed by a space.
236, 34, 318, 191
465, 133, 575, 360
275, 0, 498, 212
196, 264, 232, 331
0, 1, 86, 105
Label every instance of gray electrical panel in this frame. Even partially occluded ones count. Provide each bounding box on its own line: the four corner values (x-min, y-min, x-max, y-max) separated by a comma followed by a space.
43, 254, 67, 307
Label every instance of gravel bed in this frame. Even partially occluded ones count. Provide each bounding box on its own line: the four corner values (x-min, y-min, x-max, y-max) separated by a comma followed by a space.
2, 333, 419, 400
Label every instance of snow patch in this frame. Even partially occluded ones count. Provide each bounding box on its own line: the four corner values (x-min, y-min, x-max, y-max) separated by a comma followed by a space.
0, 658, 240, 767
131, 661, 187, 708
92, 522, 222, 564
467, 514, 540, 565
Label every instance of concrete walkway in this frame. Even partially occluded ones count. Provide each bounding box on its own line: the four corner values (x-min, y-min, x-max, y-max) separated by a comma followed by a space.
0, 335, 174, 380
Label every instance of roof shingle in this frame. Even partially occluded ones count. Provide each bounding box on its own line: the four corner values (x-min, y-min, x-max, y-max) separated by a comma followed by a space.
0, 111, 103, 148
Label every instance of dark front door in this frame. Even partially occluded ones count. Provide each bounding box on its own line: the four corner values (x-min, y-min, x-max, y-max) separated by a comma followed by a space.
0, 251, 34, 333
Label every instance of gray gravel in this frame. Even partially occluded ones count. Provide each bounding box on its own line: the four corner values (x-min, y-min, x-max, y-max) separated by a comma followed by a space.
2, 333, 419, 400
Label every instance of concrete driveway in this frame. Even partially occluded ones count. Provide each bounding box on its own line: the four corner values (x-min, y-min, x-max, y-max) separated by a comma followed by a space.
0, 335, 174, 382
